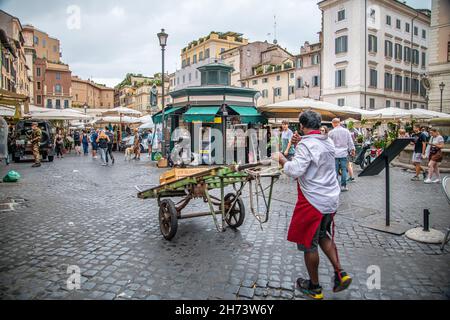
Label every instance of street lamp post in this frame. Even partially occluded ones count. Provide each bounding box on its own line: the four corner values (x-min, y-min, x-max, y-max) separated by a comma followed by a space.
157, 28, 168, 158
439, 82, 445, 113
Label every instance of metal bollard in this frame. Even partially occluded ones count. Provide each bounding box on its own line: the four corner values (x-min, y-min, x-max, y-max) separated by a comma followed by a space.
423, 209, 430, 232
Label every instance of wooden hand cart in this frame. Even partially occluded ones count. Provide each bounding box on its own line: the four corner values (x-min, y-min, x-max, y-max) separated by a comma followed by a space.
136, 161, 280, 240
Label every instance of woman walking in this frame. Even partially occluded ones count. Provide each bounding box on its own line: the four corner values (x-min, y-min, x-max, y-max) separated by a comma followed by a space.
424, 128, 445, 184
96, 130, 110, 166
54, 129, 64, 159
81, 130, 89, 156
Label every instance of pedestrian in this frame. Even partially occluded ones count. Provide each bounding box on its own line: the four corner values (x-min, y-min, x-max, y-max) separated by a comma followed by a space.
81, 130, 89, 156
54, 129, 64, 159
30, 122, 42, 167
147, 129, 153, 158
73, 130, 81, 155
91, 129, 99, 159
398, 128, 409, 138
424, 128, 444, 184
96, 130, 110, 166
272, 110, 352, 300
328, 118, 355, 192
411, 124, 427, 181
105, 127, 115, 165
320, 126, 329, 135
281, 120, 295, 161
347, 126, 358, 183
133, 128, 141, 160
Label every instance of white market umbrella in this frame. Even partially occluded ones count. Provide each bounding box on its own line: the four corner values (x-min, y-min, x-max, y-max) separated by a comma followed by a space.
364, 107, 422, 120
139, 121, 155, 130
101, 106, 142, 116
138, 115, 154, 123
97, 116, 142, 124
260, 98, 363, 121
408, 108, 449, 119
31, 109, 91, 120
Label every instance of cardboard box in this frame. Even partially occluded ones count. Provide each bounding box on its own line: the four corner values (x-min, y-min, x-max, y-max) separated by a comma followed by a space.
159, 168, 209, 185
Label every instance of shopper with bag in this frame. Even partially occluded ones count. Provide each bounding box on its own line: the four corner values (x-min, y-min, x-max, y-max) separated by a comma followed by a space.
424, 128, 445, 184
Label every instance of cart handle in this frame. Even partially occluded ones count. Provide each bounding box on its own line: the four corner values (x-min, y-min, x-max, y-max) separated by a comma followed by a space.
233, 160, 272, 172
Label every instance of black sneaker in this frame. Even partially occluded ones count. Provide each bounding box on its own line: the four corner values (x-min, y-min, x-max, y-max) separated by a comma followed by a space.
422, 171, 427, 180
296, 278, 324, 300
32, 163, 41, 168
333, 271, 352, 293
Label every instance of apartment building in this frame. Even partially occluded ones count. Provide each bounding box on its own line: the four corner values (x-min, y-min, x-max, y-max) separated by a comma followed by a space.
295, 39, 322, 100
71, 76, 114, 109
319, 0, 431, 110
220, 41, 274, 86
0, 10, 31, 97
22, 24, 60, 63
174, 31, 248, 90
427, 0, 450, 113
236, 45, 295, 107
34, 58, 72, 108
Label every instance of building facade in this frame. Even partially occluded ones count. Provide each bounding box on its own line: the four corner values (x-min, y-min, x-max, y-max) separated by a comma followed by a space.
71, 76, 114, 109
0, 10, 31, 98
22, 24, 60, 63
427, 0, 450, 113
319, 0, 430, 110
34, 58, 72, 109
174, 32, 248, 90
295, 40, 322, 100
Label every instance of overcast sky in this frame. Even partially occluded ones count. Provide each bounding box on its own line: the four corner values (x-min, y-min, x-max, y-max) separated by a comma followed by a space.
1, 0, 431, 88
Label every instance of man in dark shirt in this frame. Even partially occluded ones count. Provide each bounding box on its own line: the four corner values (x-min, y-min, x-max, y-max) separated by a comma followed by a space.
105, 127, 115, 165
411, 124, 427, 181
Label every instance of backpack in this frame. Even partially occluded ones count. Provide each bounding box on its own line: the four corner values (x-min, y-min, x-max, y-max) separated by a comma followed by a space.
74, 131, 80, 142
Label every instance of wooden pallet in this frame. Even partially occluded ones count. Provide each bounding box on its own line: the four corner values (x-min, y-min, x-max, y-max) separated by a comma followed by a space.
159, 167, 212, 185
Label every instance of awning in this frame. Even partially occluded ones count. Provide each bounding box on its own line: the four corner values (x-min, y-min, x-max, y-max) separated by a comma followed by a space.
228, 105, 266, 124
153, 107, 183, 124
183, 106, 221, 123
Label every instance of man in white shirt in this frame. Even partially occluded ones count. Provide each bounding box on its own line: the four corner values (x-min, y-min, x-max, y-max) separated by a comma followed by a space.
328, 118, 355, 192
272, 111, 352, 300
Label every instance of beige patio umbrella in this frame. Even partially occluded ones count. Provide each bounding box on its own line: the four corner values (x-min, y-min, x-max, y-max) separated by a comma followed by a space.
101, 107, 142, 142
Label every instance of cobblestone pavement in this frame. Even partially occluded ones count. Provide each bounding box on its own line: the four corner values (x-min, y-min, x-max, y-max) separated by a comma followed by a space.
0, 154, 449, 300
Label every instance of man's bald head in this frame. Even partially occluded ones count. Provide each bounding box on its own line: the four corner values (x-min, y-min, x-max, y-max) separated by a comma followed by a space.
332, 118, 341, 128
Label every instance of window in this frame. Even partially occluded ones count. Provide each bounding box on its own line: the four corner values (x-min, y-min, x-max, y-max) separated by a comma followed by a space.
413, 103, 417, 109
188, 73, 192, 81
386, 100, 391, 108
337, 9, 345, 21
276, 75, 281, 81
182, 75, 185, 83
385, 40, 393, 58
421, 52, 426, 68
335, 69, 346, 87
422, 29, 426, 39
220, 48, 226, 53
396, 19, 401, 29
290, 72, 295, 79
37, 82, 41, 90
199, 52, 204, 61
252, 79, 258, 85
412, 49, 419, 65
297, 77, 303, 89
404, 47, 411, 63
369, 98, 375, 109
404, 76, 410, 93
205, 48, 210, 59
405, 22, 410, 33
56, 72, 61, 80
43, 39, 46, 48
337, 98, 345, 106
195, 71, 199, 79
394, 75, 402, 92
55, 84, 62, 93
289, 86, 295, 95
262, 78, 268, 83
34, 36, 39, 45
182, 59, 186, 68
395, 43, 402, 60
369, 69, 377, 88
396, 101, 400, 108
56, 99, 61, 109
37, 95, 42, 105
261, 89, 268, 98
274, 87, 282, 96
64, 100, 69, 108
47, 99, 52, 108
335, 36, 348, 54
368, 35, 377, 53
193, 54, 197, 64
186, 57, 190, 66
53, 45, 57, 53
312, 76, 319, 87
296, 58, 303, 69
404, 102, 409, 110
386, 15, 391, 26
384, 73, 393, 90
36, 67, 41, 77
414, 26, 418, 36
412, 78, 419, 94
311, 54, 320, 65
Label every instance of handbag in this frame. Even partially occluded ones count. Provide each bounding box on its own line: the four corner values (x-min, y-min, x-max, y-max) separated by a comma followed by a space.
429, 138, 443, 162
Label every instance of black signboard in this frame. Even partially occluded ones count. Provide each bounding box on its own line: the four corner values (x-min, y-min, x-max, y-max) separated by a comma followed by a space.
358, 138, 414, 233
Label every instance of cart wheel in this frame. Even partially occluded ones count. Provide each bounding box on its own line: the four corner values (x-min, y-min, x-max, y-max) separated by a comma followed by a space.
159, 199, 178, 240
224, 193, 245, 229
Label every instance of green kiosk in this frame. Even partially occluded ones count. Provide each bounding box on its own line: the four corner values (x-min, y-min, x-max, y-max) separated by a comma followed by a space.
153, 61, 266, 166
